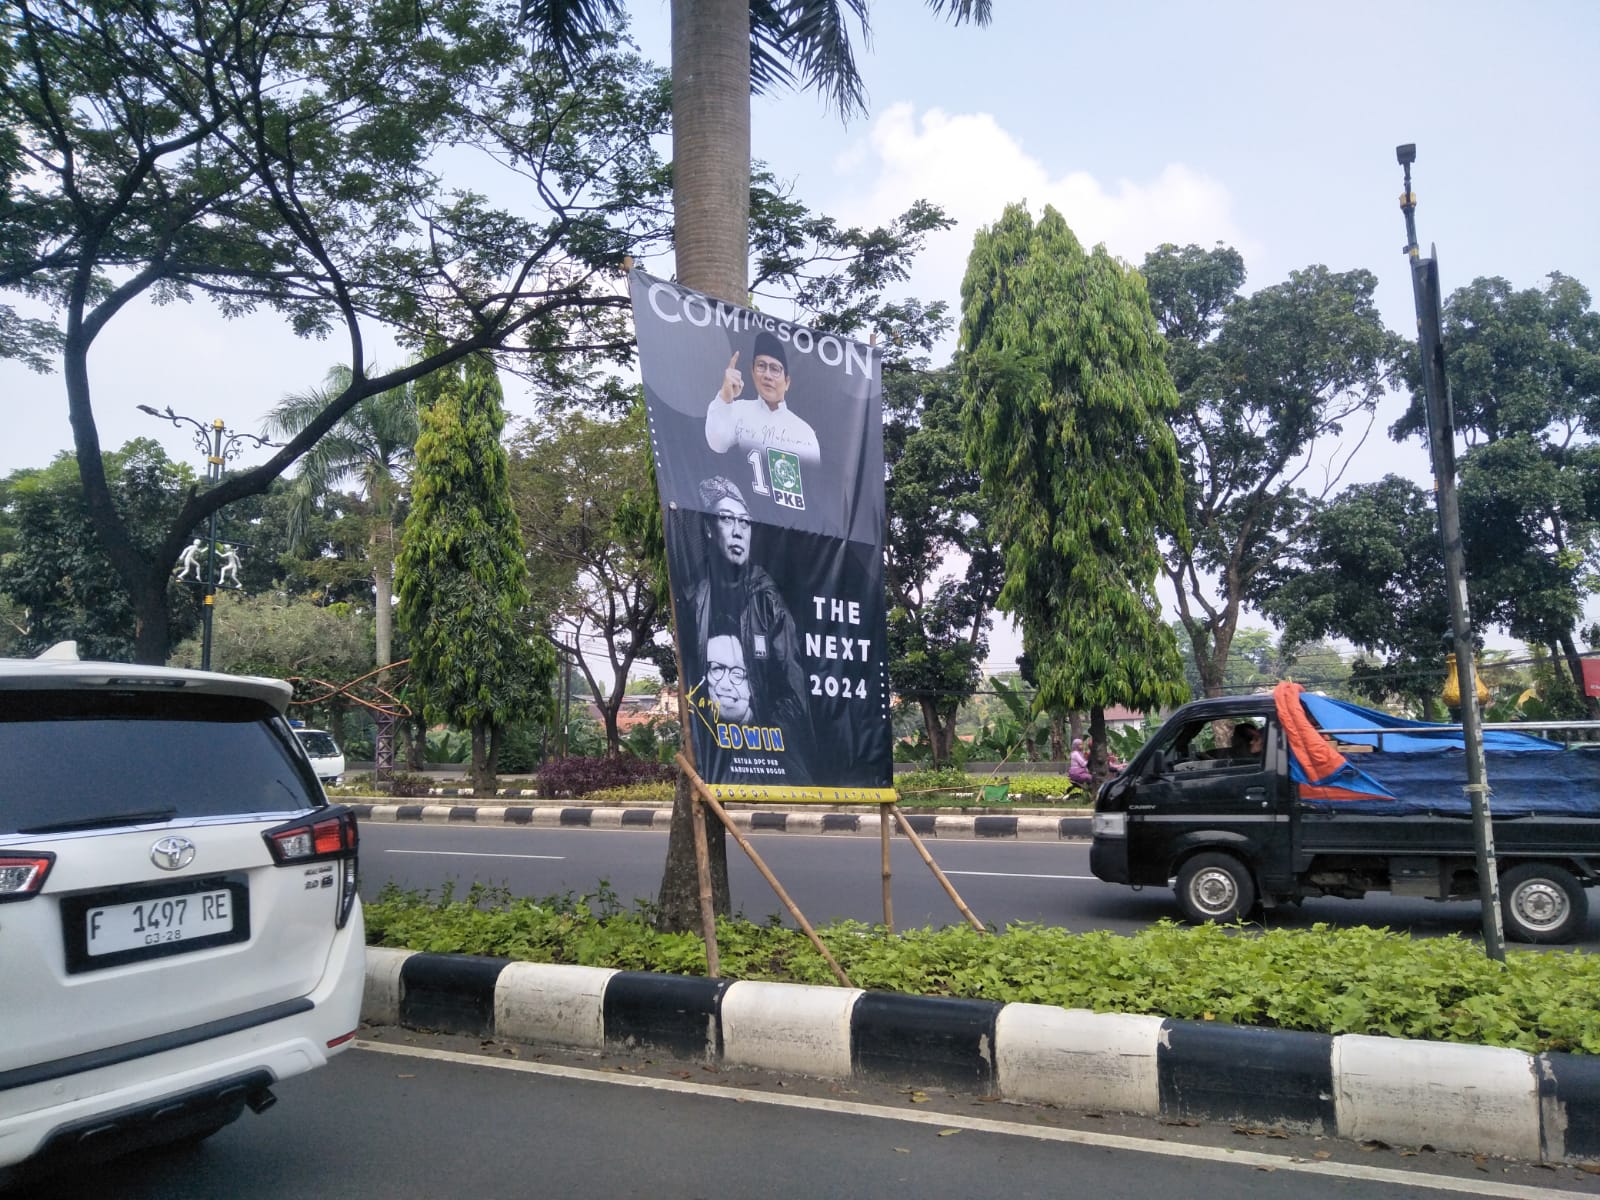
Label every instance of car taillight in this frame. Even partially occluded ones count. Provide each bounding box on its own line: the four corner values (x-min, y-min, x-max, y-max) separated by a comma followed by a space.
263, 808, 360, 928
0, 853, 54, 903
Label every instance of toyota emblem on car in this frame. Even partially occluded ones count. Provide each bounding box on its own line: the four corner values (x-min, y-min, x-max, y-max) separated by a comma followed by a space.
150, 836, 196, 871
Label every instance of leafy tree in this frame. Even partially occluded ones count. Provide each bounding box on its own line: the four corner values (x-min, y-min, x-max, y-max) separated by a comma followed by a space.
1263, 475, 1452, 711
2, 441, 198, 660
1141, 244, 1406, 699
961, 204, 1189, 783
884, 364, 1002, 767
1, 0, 672, 662
265, 366, 421, 674
1172, 622, 1274, 698
169, 590, 373, 692
397, 355, 557, 790
509, 405, 668, 754
750, 181, 958, 352
1391, 273, 1600, 712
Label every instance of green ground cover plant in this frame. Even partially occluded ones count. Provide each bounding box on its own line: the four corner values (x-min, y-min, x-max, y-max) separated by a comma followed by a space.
365, 884, 1600, 1054
894, 770, 1090, 807
581, 781, 677, 805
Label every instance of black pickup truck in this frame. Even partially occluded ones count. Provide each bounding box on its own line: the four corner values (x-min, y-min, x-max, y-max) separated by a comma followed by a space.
1088, 694, 1600, 943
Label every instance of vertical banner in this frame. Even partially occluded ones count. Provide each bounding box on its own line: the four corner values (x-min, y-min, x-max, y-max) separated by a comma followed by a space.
629, 270, 893, 802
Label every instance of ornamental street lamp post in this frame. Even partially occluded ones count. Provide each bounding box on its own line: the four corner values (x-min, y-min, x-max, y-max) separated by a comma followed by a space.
1394, 145, 1505, 961
137, 405, 274, 671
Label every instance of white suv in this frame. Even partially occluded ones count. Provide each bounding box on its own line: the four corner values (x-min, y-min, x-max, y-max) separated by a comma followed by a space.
0, 645, 365, 1182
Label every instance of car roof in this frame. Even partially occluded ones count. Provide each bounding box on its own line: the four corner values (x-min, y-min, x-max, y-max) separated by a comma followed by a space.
1169, 696, 1276, 720
0, 643, 292, 713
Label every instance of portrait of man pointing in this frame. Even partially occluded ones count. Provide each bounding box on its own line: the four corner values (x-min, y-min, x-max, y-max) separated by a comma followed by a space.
705, 330, 821, 467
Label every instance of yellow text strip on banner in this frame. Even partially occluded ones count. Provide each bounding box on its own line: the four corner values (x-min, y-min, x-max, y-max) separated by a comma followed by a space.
705, 784, 898, 805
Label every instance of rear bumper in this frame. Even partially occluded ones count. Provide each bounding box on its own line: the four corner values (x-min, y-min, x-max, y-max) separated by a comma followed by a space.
0, 902, 364, 1171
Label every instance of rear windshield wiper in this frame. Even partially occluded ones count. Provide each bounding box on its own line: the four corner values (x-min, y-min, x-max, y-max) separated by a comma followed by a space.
17, 808, 179, 834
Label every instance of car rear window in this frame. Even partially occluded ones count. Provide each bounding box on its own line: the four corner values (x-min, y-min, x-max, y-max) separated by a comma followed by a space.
296, 731, 339, 757
1, 689, 322, 835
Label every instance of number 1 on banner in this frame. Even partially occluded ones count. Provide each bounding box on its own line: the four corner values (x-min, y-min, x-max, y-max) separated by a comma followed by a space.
745, 448, 771, 496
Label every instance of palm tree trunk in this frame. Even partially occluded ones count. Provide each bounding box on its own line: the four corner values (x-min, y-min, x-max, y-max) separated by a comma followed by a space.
372, 523, 395, 674
655, 0, 752, 936
670, 0, 750, 301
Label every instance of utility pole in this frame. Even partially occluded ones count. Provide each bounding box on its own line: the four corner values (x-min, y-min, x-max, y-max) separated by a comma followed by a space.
561, 639, 574, 757
137, 406, 274, 672
1395, 145, 1505, 961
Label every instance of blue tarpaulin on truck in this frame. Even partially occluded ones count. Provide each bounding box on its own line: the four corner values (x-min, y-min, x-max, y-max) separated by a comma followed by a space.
1297, 692, 1565, 753
1290, 692, 1600, 815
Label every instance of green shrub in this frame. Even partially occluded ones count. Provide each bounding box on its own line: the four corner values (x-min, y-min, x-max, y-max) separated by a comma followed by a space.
893, 769, 1090, 807
537, 754, 673, 798
364, 886, 1600, 1055
1003, 774, 1090, 803
582, 781, 676, 805
896, 767, 971, 792
425, 729, 471, 764
494, 721, 546, 774
387, 771, 433, 798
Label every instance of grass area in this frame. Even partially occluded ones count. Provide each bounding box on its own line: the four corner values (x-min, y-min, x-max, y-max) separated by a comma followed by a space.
365, 883, 1600, 1055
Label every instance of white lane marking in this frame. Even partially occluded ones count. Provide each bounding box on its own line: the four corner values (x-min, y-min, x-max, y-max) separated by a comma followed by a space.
383, 849, 565, 861
946, 870, 1097, 881
353, 1041, 1582, 1198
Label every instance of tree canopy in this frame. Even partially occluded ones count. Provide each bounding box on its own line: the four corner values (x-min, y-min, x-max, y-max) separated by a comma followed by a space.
884, 363, 1001, 767
509, 404, 667, 754
1390, 272, 1600, 711
1262, 474, 1451, 709
1141, 244, 1406, 700
960, 203, 1188, 776
1, 0, 671, 660
397, 355, 557, 788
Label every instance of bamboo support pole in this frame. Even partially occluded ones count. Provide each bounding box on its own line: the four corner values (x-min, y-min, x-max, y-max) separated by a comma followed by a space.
676, 755, 853, 988
654, 497, 719, 979
689, 783, 719, 977
889, 803, 987, 933
880, 807, 895, 933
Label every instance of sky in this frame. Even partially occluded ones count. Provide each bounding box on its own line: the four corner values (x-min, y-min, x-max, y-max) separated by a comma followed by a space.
3, 0, 1597, 670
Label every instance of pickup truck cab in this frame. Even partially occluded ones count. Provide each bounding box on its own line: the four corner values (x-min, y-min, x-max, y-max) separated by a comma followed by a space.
1090, 688, 1600, 944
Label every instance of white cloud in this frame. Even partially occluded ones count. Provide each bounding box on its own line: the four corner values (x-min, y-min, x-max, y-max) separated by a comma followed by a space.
827, 103, 1259, 347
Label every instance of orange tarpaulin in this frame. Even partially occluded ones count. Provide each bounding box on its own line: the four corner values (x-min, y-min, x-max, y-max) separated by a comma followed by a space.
1272, 680, 1392, 801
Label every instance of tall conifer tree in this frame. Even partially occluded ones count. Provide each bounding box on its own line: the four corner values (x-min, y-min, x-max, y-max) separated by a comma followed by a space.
397, 355, 555, 791
960, 204, 1189, 779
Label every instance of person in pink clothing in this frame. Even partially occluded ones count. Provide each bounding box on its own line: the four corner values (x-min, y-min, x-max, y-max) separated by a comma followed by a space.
1069, 737, 1091, 785
1070, 734, 1123, 786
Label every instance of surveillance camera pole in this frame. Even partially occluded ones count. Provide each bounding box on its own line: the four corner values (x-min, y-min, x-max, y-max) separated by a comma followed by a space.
1395, 145, 1504, 961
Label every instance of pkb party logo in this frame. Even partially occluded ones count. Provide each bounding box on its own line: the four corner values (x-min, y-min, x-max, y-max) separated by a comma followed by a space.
767, 449, 804, 511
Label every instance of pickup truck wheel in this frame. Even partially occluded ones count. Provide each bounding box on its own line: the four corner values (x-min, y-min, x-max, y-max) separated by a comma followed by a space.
1176, 853, 1256, 925
1500, 863, 1587, 944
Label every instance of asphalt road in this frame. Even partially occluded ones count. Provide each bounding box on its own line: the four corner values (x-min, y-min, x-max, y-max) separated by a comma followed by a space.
357, 821, 1600, 949
27, 1036, 1600, 1200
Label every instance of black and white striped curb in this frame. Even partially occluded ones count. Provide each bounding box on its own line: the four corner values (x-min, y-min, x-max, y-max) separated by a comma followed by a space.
364, 947, 1600, 1165
347, 803, 1089, 840
403, 787, 1080, 803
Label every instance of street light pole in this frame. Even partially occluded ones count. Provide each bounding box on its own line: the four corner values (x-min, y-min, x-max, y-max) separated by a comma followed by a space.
201, 419, 224, 671
137, 405, 273, 672
1394, 144, 1505, 961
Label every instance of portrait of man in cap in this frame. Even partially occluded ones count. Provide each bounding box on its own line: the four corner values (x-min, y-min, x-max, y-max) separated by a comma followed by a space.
682, 475, 814, 776
705, 329, 821, 467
